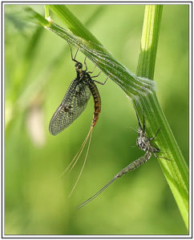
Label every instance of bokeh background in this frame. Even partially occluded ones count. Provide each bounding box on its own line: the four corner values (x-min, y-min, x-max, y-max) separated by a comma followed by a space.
5, 4, 189, 235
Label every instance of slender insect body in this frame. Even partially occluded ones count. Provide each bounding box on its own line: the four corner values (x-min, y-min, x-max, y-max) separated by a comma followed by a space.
88, 82, 101, 127
49, 47, 104, 196
74, 63, 101, 127
49, 59, 102, 135
136, 110, 160, 154
116, 151, 152, 178
78, 151, 153, 209
76, 68, 101, 127
78, 109, 168, 209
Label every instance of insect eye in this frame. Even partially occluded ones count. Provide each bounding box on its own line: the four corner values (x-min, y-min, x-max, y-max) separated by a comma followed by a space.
75, 63, 82, 69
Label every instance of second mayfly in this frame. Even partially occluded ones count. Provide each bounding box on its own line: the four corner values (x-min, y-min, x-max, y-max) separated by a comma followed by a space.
49, 47, 107, 196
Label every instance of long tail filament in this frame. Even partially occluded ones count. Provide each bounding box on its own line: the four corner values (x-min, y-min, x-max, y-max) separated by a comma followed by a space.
67, 127, 94, 197
78, 151, 152, 209
61, 127, 93, 178
78, 177, 117, 209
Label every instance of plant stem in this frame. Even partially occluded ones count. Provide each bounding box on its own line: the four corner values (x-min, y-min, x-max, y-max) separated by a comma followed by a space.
25, 6, 156, 98
135, 5, 188, 229
44, 5, 50, 19
136, 5, 163, 79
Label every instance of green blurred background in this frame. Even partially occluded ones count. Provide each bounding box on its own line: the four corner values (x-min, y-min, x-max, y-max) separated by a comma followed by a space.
5, 4, 189, 235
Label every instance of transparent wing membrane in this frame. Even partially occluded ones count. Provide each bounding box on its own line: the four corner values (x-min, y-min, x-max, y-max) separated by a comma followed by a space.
49, 79, 91, 136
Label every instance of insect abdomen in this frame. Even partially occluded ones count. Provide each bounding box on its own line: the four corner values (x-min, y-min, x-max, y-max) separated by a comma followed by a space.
89, 82, 101, 127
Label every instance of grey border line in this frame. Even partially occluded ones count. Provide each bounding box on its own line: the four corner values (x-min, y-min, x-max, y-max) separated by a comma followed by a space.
189, 0, 193, 238
1, 1, 192, 239
2, 1, 4, 239
1, 1, 193, 4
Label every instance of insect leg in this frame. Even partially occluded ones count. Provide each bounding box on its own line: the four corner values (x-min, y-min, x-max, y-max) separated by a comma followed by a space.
88, 65, 97, 74
134, 108, 143, 131
92, 74, 110, 85
84, 57, 88, 71
154, 153, 170, 161
91, 71, 102, 79
149, 127, 161, 141
69, 44, 80, 63
78, 151, 152, 209
142, 109, 145, 133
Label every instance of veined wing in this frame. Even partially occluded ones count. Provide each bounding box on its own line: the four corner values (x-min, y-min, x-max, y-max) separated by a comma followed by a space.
49, 79, 91, 135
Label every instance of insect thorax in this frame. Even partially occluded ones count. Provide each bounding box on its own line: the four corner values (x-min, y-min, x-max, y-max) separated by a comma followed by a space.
136, 136, 150, 151
136, 135, 159, 153
77, 71, 92, 84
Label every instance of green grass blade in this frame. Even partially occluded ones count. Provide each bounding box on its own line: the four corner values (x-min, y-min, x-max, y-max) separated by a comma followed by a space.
47, 5, 101, 44
136, 5, 163, 79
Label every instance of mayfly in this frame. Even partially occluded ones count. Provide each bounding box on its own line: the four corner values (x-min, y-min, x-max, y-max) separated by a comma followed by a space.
78, 109, 168, 209
49, 47, 107, 196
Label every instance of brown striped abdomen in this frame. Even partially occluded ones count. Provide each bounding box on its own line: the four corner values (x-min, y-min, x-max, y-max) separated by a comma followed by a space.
89, 81, 101, 127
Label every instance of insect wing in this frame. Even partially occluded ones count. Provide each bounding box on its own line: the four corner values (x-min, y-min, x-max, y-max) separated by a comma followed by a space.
49, 79, 91, 135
